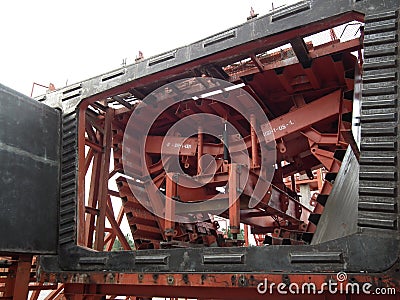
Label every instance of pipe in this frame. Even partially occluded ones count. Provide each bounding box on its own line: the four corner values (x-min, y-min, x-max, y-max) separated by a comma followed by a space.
197, 126, 203, 174
223, 122, 229, 161
250, 114, 259, 168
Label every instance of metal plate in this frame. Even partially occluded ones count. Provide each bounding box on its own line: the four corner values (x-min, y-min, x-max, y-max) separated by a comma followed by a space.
0, 84, 60, 254
311, 147, 359, 244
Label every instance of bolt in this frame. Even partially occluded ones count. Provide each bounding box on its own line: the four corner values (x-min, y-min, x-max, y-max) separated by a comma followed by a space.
182, 274, 189, 284
167, 275, 175, 285
201, 274, 207, 284
106, 273, 114, 283
239, 275, 248, 286
231, 275, 236, 286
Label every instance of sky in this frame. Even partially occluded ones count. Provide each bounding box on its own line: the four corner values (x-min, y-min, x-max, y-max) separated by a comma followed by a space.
0, 0, 296, 97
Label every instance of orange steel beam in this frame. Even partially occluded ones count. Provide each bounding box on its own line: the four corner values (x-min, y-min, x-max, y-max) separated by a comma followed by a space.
76, 86, 346, 246
77, 105, 88, 246
197, 125, 203, 174
85, 138, 103, 152
104, 205, 126, 251
302, 128, 342, 146
29, 283, 59, 299
3, 255, 32, 300
85, 119, 97, 141
209, 101, 247, 135
144, 90, 343, 157
44, 284, 65, 300
84, 150, 102, 248
303, 66, 321, 89
84, 148, 94, 174
227, 37, 362, 81
275, 71, 295, 94
72, 10, 362, 115
250, 54, 264, 73
27, 11, 372, 298
300, 126, 349, 233
156, 165, 309, 223
165, 173, 177, 239
70, 12, 360, 253
262, 89, 342, 142
243, 85, 275, 119
30, 286, 42, 300
309, 148, 336, 170
94, 108, 114, 251
105, 196, 131, 250
49, 270, 399, 299
250, 114, 259, 168
229, 164, 240, 237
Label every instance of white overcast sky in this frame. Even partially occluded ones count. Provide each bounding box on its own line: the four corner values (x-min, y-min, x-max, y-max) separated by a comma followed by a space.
0, 0, 296, 97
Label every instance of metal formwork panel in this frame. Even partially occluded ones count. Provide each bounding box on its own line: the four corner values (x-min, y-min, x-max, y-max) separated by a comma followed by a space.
0, 84, 60, 254
311, 147, 359, 244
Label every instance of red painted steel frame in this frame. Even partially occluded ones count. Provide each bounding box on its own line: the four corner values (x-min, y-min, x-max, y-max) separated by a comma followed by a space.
39, 272, 398, 299
72, 13, 360, 249
29, 7, 390, 299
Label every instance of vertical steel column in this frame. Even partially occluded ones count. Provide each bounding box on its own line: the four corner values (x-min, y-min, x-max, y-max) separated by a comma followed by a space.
165, 173, 177, 240
94, 108, 114, 251
85, 148, 102, 248
223, 122, 229, 162
250, 114, 259, 168
77, 105, 89, 246
197, 126, 203, 175
3, 255, 32, 300
229, 164, 240, 238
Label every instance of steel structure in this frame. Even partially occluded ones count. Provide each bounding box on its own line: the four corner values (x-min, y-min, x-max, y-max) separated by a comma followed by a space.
0, 0, 399, 299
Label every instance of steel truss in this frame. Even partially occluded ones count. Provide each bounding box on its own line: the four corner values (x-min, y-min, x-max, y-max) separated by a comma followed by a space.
0, 0, 399, 298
